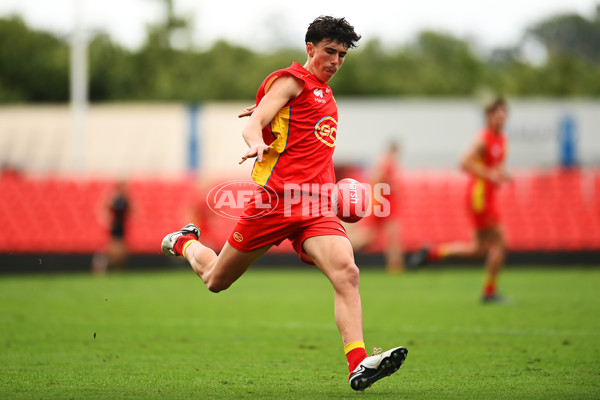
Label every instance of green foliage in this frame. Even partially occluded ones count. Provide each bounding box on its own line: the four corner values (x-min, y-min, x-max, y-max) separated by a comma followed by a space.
0, 16, 69, 102
1, 8, 600, 102
0, 267, 599, 399
528, 12, 600, 63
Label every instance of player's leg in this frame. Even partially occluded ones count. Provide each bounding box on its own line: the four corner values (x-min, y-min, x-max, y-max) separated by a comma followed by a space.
384, 219, 404, 274
184, 241, 270, 292
435, 232, 488, 259
408, 231, 486, 268
410, 181, 496, 268
108, 238, 128, 270
303, 235, 362, 347
302, 234, 407, 391
481, 225, 506, 301
161, 223, 270, 292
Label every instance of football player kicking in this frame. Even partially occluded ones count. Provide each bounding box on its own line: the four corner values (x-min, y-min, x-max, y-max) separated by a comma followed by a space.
161, 16, 407, 391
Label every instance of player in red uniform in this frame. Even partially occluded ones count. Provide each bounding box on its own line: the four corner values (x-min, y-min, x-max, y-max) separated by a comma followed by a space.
408, 98, 511, 303
160, 16, 407, 391
350, 141, 404, 274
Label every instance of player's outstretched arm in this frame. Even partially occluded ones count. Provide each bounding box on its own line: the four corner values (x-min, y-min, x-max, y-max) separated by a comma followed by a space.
239, 75, 303, 164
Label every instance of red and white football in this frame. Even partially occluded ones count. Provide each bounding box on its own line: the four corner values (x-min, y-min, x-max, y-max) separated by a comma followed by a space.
333, 178, 370, 223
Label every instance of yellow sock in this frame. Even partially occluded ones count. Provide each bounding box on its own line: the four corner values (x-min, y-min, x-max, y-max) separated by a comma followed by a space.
181, 239, 195, 258
438, 244, 449, 258
344, 341, 365, 354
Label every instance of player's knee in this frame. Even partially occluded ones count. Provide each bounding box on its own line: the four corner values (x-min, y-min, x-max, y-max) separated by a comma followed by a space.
205, 275, 233, 293
333, 261, 360, 289
206, 281, 229, 293
490, 239, 506, 255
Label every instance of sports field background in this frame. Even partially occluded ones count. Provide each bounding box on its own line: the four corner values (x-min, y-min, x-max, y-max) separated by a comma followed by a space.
1, 266, 598, 399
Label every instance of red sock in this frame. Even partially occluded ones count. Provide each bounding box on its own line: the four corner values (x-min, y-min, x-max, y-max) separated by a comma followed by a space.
173, 234, 197, 256
427, 246, 442, 261
346, 347, 368, 373
483, 274, 497, 296
484, 282, 496, 296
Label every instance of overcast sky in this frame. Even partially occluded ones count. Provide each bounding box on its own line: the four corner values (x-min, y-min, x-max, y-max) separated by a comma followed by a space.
0, 0, 597, 51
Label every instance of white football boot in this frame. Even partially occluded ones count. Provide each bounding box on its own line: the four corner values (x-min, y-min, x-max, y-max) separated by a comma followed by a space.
161, 223, 200, 256
349, 346, 408, 391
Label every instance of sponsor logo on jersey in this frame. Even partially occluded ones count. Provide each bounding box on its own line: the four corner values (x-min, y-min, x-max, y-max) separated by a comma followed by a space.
313, 88, 326, 104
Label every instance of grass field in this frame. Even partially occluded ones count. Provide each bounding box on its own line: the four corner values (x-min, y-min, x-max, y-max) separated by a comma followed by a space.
1, 265, 599, 399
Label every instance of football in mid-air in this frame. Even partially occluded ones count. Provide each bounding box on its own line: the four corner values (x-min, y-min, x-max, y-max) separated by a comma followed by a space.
333, 178, 370, 223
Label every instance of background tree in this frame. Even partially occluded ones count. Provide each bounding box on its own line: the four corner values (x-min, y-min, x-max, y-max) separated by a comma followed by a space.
0, 16, 69, 102
526, 6, 600, 63
1, 7, 600, 102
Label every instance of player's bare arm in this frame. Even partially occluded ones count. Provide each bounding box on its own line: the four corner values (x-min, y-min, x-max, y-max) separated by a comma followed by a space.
239, 76, 303, 164
459, 137, 501, 184
498, 161, 512, 183
499, 142, 512, 182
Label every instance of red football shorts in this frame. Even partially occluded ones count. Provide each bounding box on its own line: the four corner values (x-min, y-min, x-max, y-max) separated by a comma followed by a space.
467, 179, 500, 230
227, 189, 349, 265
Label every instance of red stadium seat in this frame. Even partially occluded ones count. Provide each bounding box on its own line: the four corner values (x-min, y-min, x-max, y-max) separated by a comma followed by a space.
0, 169, 598, 254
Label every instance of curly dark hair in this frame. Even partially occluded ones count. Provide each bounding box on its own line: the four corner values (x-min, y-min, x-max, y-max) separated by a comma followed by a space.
305, 16, 361, 49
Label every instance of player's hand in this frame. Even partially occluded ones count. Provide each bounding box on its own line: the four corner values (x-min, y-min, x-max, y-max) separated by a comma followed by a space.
487, 170, 504, 186
239, 144, 271, 164
238, 104, 257, 118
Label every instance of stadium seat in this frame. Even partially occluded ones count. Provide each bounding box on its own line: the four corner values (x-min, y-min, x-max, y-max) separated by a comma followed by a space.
0, 169, 598, 254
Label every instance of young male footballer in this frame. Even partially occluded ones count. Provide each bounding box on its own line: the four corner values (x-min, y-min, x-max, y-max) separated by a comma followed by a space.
161, 16, 407, 391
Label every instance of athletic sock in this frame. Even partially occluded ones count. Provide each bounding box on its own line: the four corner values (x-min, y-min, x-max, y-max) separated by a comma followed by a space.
483, 276, 497, 296
345, 341, 368, 373
174, 234, 197, 257
427, 244, 447, 261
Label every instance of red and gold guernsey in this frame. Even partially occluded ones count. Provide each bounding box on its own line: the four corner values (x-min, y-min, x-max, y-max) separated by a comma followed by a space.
251, 62, 338, 193
480, 128, 506, 170
468, 127, 507, 226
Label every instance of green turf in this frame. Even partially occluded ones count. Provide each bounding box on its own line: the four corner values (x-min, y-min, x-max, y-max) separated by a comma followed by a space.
1, 265, 599, 399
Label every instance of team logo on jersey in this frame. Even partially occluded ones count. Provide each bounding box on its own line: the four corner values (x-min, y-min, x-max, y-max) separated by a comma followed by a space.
314, 116, 337, 147
233, 232, 243, 242
314, 88, 324, 98
491, 144, 503, 160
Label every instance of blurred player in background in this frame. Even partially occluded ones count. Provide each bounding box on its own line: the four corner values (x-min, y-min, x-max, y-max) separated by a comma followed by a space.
160, 16, 407, 391
91, 181, 130, 275
408, 98, 511, 303
351, 140, 404, 274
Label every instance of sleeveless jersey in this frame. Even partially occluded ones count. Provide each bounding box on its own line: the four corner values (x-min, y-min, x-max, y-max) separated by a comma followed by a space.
251, 62, 338, 193
479, 128, 506, 169
469, 128, 506, 215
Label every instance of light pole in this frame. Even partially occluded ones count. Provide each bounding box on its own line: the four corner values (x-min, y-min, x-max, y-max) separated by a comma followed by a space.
70, 0, 87, 174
